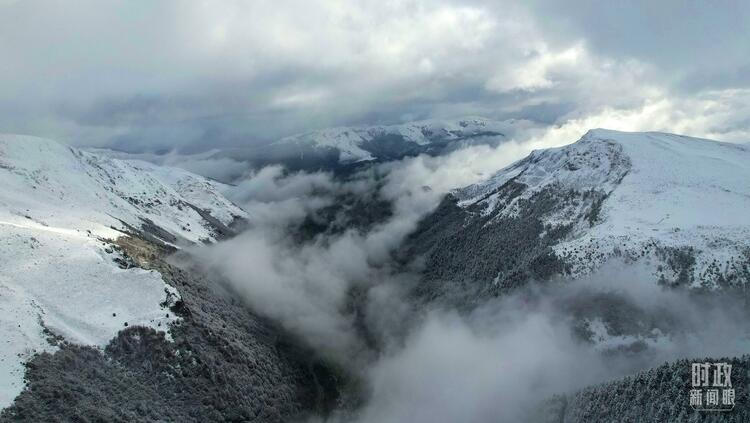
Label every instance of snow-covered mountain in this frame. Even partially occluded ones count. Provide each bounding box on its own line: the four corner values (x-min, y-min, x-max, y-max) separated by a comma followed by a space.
253, 117, 524, 171
0, 135, 247, 407
407, 129, 750, 301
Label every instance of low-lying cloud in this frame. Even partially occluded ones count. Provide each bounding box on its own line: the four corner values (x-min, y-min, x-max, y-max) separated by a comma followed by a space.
345, 265, 750, 423
192, 140, 533, 359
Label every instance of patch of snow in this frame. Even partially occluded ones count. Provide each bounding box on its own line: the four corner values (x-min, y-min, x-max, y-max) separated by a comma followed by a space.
586, 318, 672, 352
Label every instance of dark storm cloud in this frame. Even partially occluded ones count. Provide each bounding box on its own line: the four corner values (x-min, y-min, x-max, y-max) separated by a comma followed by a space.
0, 0, 749, 154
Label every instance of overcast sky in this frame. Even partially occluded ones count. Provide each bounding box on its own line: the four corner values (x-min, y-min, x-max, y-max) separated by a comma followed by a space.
1, 0, 749, 153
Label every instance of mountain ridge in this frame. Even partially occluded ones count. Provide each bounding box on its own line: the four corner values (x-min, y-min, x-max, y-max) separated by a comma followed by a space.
406, 128, 750, 304
252, 116, 528, 172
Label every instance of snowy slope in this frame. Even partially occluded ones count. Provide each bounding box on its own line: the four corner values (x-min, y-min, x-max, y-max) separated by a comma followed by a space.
265, 117, 524, 167
0, 134, 247, 407
456, 129, 750, 286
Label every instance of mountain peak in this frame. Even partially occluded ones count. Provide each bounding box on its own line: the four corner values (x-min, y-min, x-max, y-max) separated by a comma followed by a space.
582, 128, 628, 138
0, 133, 73, 165
580, 128, 748, 151
411, 129, 750, 298
0, 133, 247, 245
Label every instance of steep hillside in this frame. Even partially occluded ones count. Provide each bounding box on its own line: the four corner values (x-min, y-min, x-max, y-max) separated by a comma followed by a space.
0, 135, 337, 421
406, 129, 750, 303
531, 356, 750, 422
1, 238, 341, 422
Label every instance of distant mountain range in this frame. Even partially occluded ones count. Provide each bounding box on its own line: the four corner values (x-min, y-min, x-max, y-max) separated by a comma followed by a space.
251, 117, 522, 171
90, 117, 529, 180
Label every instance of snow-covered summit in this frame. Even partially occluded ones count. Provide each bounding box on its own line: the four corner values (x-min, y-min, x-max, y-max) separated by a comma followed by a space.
455, 129, 750, 285
459, 129, 750, 226
0, 134, 246, 245
0, 134, 248, 407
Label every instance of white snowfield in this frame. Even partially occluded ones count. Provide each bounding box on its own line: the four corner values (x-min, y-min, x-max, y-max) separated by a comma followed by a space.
458, 129, 750, 285
0, 135, 247, 408
274, 116, 522, 163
